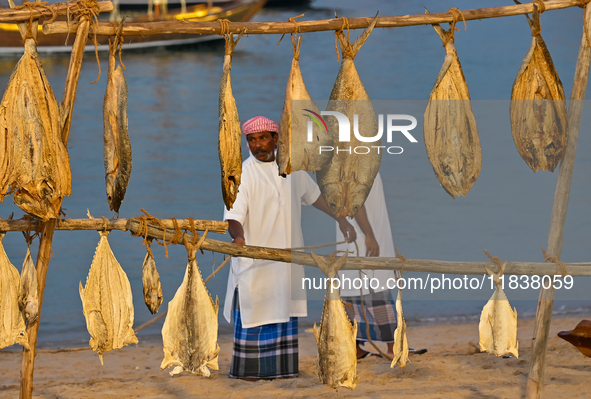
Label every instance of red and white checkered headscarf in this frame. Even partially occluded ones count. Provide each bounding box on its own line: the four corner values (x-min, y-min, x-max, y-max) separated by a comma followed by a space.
241, 116, 279, 136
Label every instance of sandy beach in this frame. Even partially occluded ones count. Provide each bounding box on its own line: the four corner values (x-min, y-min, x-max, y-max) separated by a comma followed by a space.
0, 315, 589, 398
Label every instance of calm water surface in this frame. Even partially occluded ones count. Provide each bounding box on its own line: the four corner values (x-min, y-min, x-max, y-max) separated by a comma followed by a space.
0, 0, 589, 346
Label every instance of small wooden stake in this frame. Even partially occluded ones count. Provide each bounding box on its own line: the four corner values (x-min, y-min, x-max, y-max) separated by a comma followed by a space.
525, 5, 591, 399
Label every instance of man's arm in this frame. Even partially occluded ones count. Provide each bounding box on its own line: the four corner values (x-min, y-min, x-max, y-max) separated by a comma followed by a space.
312, 195, 357, 243
227, 219, 245, 245
354, 205, 379, 257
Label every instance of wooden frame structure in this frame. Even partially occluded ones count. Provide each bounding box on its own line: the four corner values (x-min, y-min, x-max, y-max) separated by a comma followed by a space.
0, 1, 588, 398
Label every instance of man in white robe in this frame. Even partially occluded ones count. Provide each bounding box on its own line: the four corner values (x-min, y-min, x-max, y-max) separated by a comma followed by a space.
224, 115, 356, 379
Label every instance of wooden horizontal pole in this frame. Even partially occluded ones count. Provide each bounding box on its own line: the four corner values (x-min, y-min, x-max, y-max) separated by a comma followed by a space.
0, 216, 227, 234
42, 0, 582, 36
0, 1, 112, 23
126, 220, 591, 276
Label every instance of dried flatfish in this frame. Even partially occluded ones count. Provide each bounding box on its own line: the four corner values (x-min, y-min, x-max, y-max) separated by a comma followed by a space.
219, 33, 243, 210
0, 38, 71, 220
479, 262, 519, 358
277, 35, 332, 176
510, 5, 567, 172
390, 289, 409, 368
311, 251, 358, 390
79, 232, 138, 364
0, 233, 28, 350
104, 35, 132, 213
317, 15, 381, 218
142, 242, 163, 314
161, 240, 220, 377
423, 17, 481, 198
18, 246, 38, 325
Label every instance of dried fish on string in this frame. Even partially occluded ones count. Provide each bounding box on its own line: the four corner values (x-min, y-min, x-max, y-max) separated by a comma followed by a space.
390, 288, 409, 368
0, 233, 28, 350
79, 232, 138, 364
479, 259, 519, 358
0, 37, 71, 220
219, 32, 244, 211
18, 245, 39, 326
423, 11, 481, 198
277, 34, 332, 176
317, 15, 381, 218
161, 236, 220, 377
142, 240, 163, 314
311, 251, 358, 390
510, 3, 567, 172
104, 25, 132, 213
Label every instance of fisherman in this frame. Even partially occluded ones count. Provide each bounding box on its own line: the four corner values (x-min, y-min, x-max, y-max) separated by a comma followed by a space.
336, 172, 398, 359
224, 115, 357, 380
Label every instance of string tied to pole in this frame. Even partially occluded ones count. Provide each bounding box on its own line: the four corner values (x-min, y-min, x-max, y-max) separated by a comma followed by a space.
218, 18, 231, 36
542, 247, 568, 278
334, 16, 352, 62
276, 12, 304, 52
443, 7, 466, 47
70, 0, 102, 84
15, 1, 57, 44
109, 17, 127, 69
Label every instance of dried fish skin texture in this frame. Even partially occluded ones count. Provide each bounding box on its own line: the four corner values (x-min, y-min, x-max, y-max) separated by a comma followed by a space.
0, 233, 29, 350
103, 48, 132, 213
18, 247, 38, 325
510, 34, 567, 172
79, 232, 138, 363
317, 17, 381, 219
277, 37, 332, 176
311, 252, 358, 390
424, 38, 481, 198
0, 38, 71, 220
142, 251, 163, 314
390, 289, 409, 368
219, 34, 242, 211
161, 258, 220, 377
479, 265, 519, 358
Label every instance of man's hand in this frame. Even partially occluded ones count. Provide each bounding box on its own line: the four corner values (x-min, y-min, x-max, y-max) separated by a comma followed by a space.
228, 219, 246, 245
337, 217, 357, 243
232, 237, 246, 245
365, 233, 379, 257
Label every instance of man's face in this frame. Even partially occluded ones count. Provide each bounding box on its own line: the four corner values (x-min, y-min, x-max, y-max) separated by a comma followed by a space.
246, 131, 278, 162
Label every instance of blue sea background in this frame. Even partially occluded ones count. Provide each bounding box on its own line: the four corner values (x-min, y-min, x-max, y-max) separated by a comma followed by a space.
0, 0, 589, 347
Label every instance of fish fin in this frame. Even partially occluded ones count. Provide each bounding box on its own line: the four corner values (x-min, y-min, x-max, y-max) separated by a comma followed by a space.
350, 12, 379, 57
310, 250, 348, 278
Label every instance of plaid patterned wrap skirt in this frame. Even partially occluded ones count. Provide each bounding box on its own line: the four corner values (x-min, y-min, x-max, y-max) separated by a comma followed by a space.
342, 289, 397, 343
229, 290, 299, 379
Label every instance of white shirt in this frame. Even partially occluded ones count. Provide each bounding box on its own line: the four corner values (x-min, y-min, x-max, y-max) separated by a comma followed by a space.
336, 173, 397, 296
223, 154, 320, 328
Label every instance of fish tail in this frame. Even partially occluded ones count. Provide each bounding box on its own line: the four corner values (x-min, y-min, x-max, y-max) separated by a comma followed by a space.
310, 251, 348, 279
350, 13, 379, 57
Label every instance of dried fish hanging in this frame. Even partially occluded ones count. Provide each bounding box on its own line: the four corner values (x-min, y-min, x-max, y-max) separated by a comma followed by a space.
277, 30, 332, 176
79, 231, 138, 364
0, 233, 29, 350
142, 239, 163, 314
510, 2, 567, 172
103, 21, 133, 213
161, 234, 220, 377
0, 15, 71, 220
423, 9, 481, 198
18, 236, 39, 326
218, 28, 244, 211
390, 270, 409, 368
311, 252, 358, 390
317, 15, 381, 218
479, 251, 519, 358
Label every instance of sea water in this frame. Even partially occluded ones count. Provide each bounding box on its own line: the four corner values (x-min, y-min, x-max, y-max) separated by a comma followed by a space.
0, 0, 588, 346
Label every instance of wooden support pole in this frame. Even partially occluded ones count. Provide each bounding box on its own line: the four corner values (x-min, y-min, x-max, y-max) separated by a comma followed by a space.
0, 216, 228, 234
125, 219, 591, 276
42, 0, 581, 36
526, 5, 591, 399
0, 1, 112, 23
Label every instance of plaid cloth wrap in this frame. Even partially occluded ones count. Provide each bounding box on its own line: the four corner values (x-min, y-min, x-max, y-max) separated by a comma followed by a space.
342, 289, 397, 343
230, 290, 299, 379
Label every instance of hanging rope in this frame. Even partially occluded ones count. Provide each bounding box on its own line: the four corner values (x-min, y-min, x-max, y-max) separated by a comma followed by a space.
277, 13, 304, 47
70, 0, 102, 84
334, 16, 352, 62
542, 247, 568, 278
15, 2, 57, 44
443, 7, 466, 46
